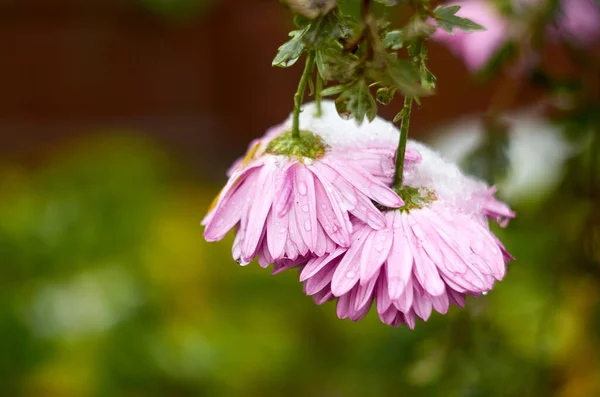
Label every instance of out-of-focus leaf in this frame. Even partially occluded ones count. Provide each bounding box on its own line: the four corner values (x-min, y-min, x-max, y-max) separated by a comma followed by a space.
334, 79, 377, 124
434, 5, 486, 33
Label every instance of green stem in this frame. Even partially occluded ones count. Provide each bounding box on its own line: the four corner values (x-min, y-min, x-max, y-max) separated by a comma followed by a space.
393, 96, 413, 189
315, 73, 323, 117
292, 51, 316, 139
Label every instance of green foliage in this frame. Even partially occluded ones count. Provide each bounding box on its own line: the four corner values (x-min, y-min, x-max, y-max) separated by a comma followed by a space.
334, 78, 378, 124
433, 5, 486, 33
274, 0, 441, 125
272, 29, 307, 68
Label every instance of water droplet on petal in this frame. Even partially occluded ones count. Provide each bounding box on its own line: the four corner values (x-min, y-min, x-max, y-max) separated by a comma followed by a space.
298, 182, 307, 196
376, 244, 384, 252
304, 220, 312, 231
301, 205, 309, 213
279, 227, 286, 234
345, 270, 356, 279
482, 291, 488, 296
321, 204, 327, 210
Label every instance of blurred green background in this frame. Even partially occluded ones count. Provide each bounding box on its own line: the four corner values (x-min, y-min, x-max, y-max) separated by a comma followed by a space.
1, 0, 599, 396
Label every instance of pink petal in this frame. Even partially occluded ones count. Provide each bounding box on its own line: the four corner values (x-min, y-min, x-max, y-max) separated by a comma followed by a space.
392, 277, 414, 313
359, 226, 393, 284
204, 170, 259, 241
387, 212, 414, 300
304, 264, 336, 295
288, 202, 309, 256
430, 289, 450, 314
376, 271, 393, 315
293, 165, 318, 250
331, 225, 371, 296
241, 167, 274, 262
336, 294, 352, 319
266, 208, 288, 260
353, 275, 378, 312
313, 288, 335, 305
311, 170, 351, 247
323, 157, 403, 208
404, 216, 445, 297
300, 248, 345, 281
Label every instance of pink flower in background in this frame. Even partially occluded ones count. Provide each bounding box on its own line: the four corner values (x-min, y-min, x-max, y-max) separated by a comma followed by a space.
203, 101, 414, 266
295, 140, 515, 328
432, 0, 508, 71
556, 0, 600, 46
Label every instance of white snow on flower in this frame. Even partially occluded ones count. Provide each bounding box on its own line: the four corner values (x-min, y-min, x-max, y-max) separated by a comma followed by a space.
432, 112, 576, 202
283, 100, 400, 147
404, 140, 489, 214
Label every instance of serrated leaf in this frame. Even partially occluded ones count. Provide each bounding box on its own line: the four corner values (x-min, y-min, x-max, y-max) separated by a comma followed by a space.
434, 5, 486, 33
384, 30, 404, 50
334, 79, 377, 125
272, 29, 306, 67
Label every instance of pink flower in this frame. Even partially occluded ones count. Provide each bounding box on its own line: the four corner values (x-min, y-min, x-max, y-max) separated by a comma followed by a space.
295, 140, 515, 328
203, 101, 421, 266
556, 0, 600, 46
432, 0, 508, 71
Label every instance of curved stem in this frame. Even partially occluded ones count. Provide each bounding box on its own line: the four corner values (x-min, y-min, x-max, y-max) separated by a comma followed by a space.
393, 96, 413, 189
292, 51, 316, 139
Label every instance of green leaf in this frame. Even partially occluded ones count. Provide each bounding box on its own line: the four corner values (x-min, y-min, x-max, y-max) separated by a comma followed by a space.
376, 87, 396, 105
334, 79, 377, 125
393, 107, 408, 123
434, 5, 486, 33
316, 41, 360, 82
384, 30, 404, 50
272, 29, 306, 68
303, 12, 356, 48
370, 57, 430, 97
320, 85, 347, 97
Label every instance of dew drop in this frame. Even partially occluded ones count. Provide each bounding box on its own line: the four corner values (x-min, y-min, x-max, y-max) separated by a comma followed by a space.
301, 205, 309, 213
376, 244, 384, 252
320, 204, 328, 210
482, 291, 488, 296
279, 227, 286, 234
324, 225, 332, 232
345, 270, 356, 279
304, 220, 312, 231
298, 182, 308, 196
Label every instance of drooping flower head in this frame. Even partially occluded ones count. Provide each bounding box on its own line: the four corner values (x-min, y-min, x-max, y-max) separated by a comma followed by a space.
296, 140, 515, 328
203, 101, 421, 266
